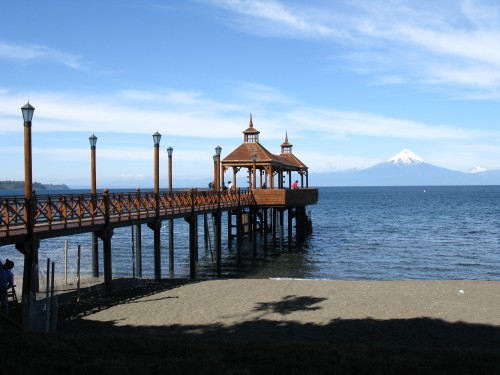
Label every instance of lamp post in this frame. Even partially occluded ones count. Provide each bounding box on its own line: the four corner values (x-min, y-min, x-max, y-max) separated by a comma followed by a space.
21, 102, 36, 330
21, 102, 35, 199
215, 145, 222, 191
167, 146, 173, 193
89, 134, 99, 277
89, 134, 97, 194
252, 154, 257, 189
167, 146, 174, 273
153, 131, 161, 195
212, 155, 217, 190
152, 131, 162, 280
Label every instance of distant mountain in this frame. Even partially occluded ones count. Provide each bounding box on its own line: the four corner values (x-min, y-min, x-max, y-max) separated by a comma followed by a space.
311, 149, 500, 186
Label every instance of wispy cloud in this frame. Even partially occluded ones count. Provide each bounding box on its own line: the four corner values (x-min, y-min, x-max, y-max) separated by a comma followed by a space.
205, 0, 347, 38
205, 0, 500, 98
0, 41, 88, 72
0, 85, 494, 142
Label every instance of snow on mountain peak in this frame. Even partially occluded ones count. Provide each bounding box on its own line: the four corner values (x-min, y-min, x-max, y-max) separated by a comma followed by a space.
469, 166, 488, 173
387, 149, 424, 165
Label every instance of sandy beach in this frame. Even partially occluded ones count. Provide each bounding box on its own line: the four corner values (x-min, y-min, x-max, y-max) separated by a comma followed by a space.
57, 278, 500, 345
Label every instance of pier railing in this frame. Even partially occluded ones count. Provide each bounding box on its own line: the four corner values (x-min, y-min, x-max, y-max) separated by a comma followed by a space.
0, 188, 254, 243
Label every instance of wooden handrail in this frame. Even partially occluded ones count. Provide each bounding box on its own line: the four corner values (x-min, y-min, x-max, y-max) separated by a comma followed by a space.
0, 189, 255, 238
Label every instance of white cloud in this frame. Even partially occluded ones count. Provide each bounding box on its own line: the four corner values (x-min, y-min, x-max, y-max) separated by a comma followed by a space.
0, 41, 88, 71
206, 0, 500, 97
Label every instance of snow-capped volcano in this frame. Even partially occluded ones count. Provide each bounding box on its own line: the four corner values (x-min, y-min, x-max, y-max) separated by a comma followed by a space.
311, 148, 500, 186
387, 149, 424, 166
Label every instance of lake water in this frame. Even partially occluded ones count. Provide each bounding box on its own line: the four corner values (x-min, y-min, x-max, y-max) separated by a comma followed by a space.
1, 186, 499, 281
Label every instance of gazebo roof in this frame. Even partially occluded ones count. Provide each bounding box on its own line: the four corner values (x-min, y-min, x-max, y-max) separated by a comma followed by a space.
221, 116, 308, 172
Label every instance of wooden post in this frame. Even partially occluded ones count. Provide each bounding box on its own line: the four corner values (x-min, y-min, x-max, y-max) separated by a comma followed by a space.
97, 229, 113, 293
288, 208, 293, 250
214, 212, 222, 276
187, 215, 197, 279
135, 223, 142, 278
64, 240, 68, 285
279, 209, 284, 253
147, 220, 162, 280
188, 189, 198, 279
50, 261, 55, 332
204, 214, 209, 253
45, 258, 50, 332
91, 232, 99, 277
169, 219, 174, 273
131, 225, 135, 279
263, 208, 268, 252
216, 191, 222, 276
272, 208, 277, 252
227, 211, 233, 250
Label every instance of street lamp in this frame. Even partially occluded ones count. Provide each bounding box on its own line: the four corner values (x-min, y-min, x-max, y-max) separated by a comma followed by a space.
215, 146, 222, 191
212, 155, 217, 190
252, 154, 257, 189
167, 146, 173, 193
21, 102, 35, 199
89, 134, 97, 194
153, 131, 161, 194
89, 133, 99, 277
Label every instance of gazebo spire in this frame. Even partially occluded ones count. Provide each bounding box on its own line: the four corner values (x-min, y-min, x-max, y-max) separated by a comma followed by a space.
281, 131, 293, 154
243, 113, 260, 143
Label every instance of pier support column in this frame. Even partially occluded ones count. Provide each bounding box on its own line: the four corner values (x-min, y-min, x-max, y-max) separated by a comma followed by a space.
16, 239, 39, 330
227, 211, 233, 250
91, 232, 99, 277
185, 215, 198, 279
97, 229, 114, 293
287, 208, 293, 250
296, 206, 306, 244
135, 224, 142, 278
252, 207, 258, 256
272, 208, 277, 252
213, 211, 222, 277
169, 219, 174, 274
147, 221, 162, 280
279, 209, 284, 253
263, 208, 268, 252
236, 208, 243, 261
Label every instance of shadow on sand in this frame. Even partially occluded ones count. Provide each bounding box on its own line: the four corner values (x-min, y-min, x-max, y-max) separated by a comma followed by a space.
56, 278, 500, 350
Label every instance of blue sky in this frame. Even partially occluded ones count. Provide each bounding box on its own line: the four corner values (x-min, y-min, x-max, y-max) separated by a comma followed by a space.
1, 0, 500, 188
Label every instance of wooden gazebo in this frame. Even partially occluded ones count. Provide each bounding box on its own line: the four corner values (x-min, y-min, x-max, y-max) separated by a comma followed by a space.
221, 115, 309, 190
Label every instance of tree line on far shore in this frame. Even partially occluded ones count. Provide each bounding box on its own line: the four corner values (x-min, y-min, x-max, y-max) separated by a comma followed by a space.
0, 180, 69, 190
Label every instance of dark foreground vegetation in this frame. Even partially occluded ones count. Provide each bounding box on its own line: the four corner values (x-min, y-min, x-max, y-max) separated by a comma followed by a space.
1, 328, 499, 375
2, 280, 499, 374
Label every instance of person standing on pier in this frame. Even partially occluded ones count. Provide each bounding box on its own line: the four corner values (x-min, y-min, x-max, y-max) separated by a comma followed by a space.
292, 180, 299, 189
0, 259, 14, 316
227, 181, 233, 190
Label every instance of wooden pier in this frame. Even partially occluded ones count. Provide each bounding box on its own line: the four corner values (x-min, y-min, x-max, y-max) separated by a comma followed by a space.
1, 110, 318, 330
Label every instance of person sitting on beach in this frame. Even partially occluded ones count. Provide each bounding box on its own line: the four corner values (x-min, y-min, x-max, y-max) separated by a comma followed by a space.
292, 180, 299, 189
0, 259, 14, 316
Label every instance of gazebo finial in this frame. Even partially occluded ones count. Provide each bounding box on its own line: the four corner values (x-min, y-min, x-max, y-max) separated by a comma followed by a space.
249, 113, 253, 128
285, 131, 288, 142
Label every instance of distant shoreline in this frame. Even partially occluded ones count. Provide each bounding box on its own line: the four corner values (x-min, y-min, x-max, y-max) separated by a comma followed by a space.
0, 180, 70, 190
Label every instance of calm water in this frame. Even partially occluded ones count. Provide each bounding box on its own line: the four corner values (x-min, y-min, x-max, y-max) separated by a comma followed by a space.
1, 186, 499, 280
